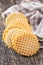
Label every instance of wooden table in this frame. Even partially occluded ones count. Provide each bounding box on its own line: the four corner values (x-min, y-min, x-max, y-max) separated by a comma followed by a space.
0, 2, 43, 65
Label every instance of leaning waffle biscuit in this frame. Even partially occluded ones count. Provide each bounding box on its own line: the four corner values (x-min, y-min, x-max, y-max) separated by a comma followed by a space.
3, 32, 12, 48
2, 27, 13, 41
5, 12, 28, 27
2, 27, 31, 48
2, 27, 18, 48
2, 24, 32, 42
12, 31, 40, 56
2, 27, 13, 48
7, 19, 32, 32
2, 28, 20, 48
2, 26, 15, 48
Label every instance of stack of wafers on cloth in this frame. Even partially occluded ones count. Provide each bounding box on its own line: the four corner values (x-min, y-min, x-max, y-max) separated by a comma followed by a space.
2, 1, 43, 56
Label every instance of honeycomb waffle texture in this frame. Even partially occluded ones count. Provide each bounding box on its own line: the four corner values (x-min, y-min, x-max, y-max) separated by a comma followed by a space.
12, 30, 40, 56
2, 27, 30, 48
5, 12, 28, 27
5, 12, 32, 32
2, 12, 40, 56
2, 28, 39, 56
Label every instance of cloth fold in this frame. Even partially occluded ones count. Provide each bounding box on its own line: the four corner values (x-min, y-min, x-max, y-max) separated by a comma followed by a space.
2, 1, 43, 40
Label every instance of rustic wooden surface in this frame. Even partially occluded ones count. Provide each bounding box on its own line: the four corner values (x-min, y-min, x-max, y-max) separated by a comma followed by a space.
0, 1, 43, 65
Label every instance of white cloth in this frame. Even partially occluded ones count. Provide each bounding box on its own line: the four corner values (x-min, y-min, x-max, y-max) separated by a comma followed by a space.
2, 1, 43, 40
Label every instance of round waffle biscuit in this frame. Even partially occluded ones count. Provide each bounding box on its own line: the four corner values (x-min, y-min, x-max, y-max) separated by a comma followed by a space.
12, 31, 40, 56
5, 12, 28, 26
2, 27, 31, 48
2, 24, 32, 42
7, 19, 32, 32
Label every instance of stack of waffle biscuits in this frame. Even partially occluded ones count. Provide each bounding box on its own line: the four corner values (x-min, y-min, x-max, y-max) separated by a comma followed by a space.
2, 12, 40, 56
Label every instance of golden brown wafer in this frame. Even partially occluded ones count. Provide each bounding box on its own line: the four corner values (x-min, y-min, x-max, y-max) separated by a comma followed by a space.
5, 12, 28, 26
2, 12, 40, 56
7, 20, 32, 32
2, 27, 40, 56
12, 30, 40, 56
2, 27, 31, 48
